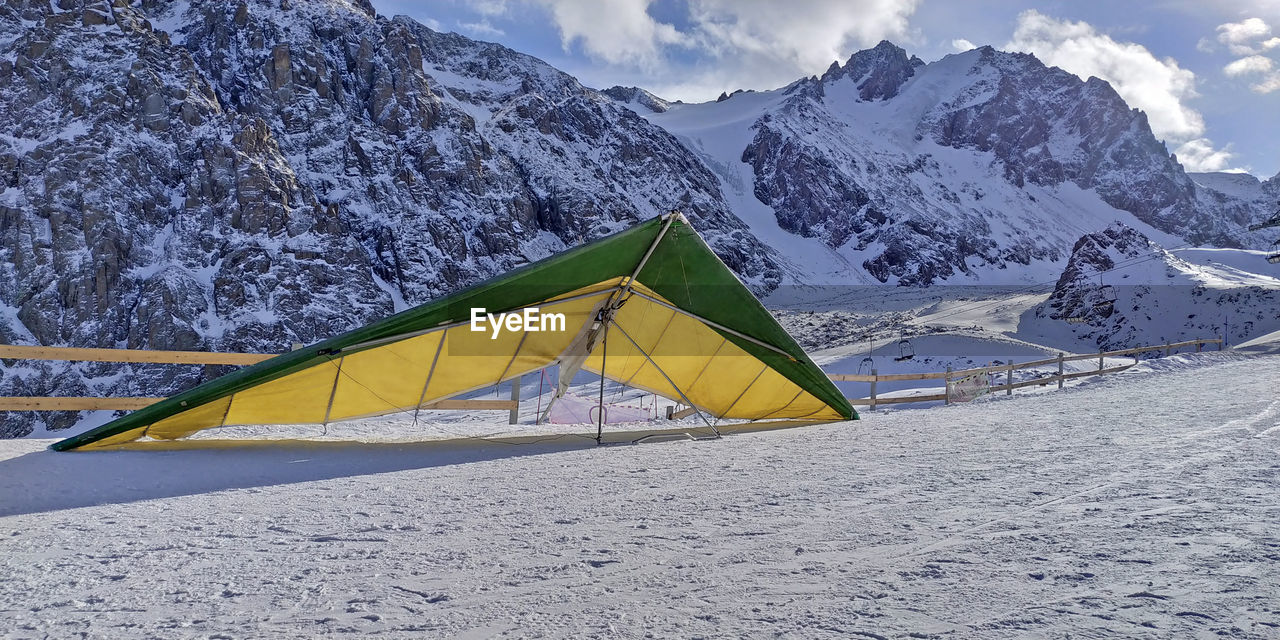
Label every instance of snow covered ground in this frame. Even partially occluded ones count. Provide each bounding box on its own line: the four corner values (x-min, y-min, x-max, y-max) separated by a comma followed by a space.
3, 348, 1279, 638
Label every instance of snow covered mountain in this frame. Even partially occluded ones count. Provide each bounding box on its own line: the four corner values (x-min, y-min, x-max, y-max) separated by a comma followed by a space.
636, 41, 1280, 285
2, 2, 1277, 436
1022, 223, 1280, 351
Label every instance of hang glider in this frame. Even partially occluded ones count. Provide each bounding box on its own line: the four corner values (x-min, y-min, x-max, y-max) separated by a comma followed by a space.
52, 212, 855, 451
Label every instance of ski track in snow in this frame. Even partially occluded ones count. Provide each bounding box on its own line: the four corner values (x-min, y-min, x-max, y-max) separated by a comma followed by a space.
2, 353, 1279, 638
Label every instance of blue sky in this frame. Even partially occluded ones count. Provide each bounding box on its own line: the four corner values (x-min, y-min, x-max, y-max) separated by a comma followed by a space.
371, 0, 1280, 178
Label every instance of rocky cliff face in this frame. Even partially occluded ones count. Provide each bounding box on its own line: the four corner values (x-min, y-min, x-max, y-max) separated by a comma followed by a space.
0, 0, 779, 436
1190, 171, 1280, 242
3, 0, 386, 433
923, 49, 1242, 247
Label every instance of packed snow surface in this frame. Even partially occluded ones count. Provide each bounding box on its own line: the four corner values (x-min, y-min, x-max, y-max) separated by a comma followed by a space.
3, 350, 1279, 637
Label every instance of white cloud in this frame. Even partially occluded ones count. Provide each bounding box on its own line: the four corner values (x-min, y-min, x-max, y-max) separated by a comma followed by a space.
1007, 11, 1207, 143
685, 0, 920, 77
1224, 55, 1273, 76
1216, 18, 1280, 94
524, 0, 920, 100
952, 38, 976, 52
1250, 73, 1280, 93
1173, 138, 1237, 173
530, 0, 687, 68
459, 20, 506, 38
1217, 17, 1272, 55
469, 0, 507, 16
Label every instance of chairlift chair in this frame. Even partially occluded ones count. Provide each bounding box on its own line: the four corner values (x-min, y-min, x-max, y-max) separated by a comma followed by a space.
894, 338, 915, 362
857, 336, 875, 373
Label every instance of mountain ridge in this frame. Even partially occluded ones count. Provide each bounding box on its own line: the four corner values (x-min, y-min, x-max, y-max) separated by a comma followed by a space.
636, 41, 1276, 286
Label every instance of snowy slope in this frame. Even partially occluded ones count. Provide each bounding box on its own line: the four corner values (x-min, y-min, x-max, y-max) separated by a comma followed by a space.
3, 350, 1279, 637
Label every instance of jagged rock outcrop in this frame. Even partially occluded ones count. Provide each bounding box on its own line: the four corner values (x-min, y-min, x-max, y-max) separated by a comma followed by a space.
1040, 224, 1150, 328
601, 86, 670, 113
819, 40, 924, 101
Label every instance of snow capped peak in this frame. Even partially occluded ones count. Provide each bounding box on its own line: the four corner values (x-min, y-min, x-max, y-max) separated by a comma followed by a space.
820, 39, 922, 101
1190, 171, 1264, 199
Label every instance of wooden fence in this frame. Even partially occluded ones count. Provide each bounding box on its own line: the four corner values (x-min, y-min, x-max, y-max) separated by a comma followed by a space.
829, 338, 1222, 409
0, 337, 1224, 417
0, 344, 519, 420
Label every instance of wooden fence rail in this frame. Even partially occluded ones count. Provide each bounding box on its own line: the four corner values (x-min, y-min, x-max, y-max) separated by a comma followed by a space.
828, 339, 1220, 383
0, 344, 274, 366
0, 337, 1225, 416
837, 338, 1222, 409
0, 344, 519, 418
0, 397, 165, 411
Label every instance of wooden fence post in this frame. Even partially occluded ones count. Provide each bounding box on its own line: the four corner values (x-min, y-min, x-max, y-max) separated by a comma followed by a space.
1217, 336, 1223, 351
1057, 352, 1064, 389
509, 376, 521, 425
1196, 341, 1202, 353
1006, 364, 1013, 396
944, 365, 952, 405
1098, 349, 1104, 371
1164, 341, 1171, 357
869, 369, 877, 411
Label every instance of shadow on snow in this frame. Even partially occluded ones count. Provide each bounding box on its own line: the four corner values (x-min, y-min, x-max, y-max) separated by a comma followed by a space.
0, 420, 827, 518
